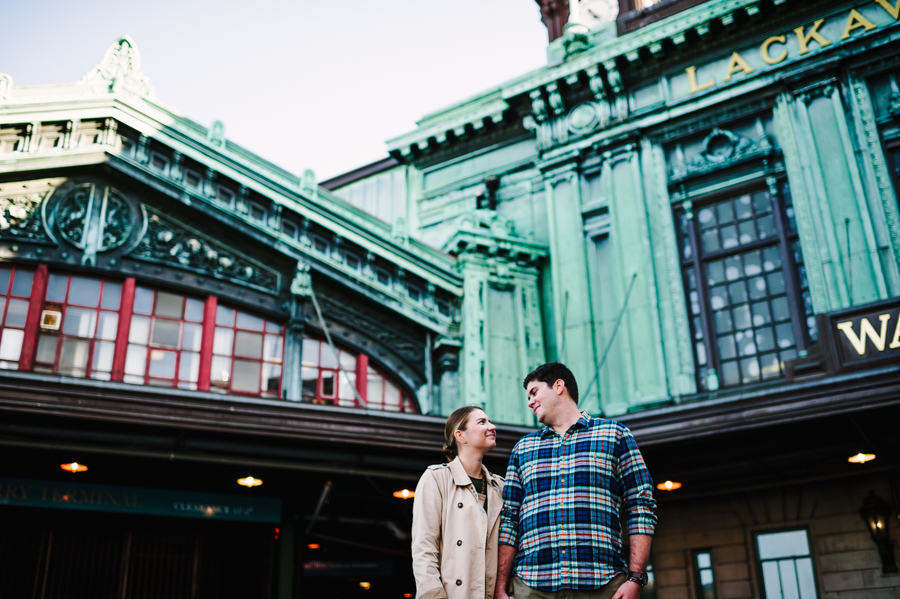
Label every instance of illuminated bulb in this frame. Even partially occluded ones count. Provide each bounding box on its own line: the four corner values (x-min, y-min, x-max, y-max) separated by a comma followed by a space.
237, 476, 263, 487
848, 453, 875, 464
307, 543, 321, 549
359, 582, 371, 590
393, 489, 415, 499
656, 480, 682, 491
877, 522, 883, 529
60, 462, 88, 473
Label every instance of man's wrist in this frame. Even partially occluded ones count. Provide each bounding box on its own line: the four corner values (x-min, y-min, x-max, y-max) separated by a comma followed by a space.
625, 571, 647, 587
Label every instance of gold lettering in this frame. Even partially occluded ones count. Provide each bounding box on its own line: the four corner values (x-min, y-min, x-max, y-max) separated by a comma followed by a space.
40, 486, 49, 501
7, 485, 19, 500
761, 35, 788, 65
105, 492, 119, 506
19, 485, 26, 500
841, 9, 877, 39
889, 316, 900, 349
874, 0, 900, 20
52, 488, 63, 502
837, 314, 892, 354
686, 66, 715, 94
794, 19, 832, 55
723, 52, 756, 82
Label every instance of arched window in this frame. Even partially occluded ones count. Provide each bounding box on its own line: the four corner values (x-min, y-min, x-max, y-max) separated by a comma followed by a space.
300, 338, 417, 413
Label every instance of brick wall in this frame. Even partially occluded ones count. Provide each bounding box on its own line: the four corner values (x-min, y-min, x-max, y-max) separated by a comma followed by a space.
651, 478, 900, 599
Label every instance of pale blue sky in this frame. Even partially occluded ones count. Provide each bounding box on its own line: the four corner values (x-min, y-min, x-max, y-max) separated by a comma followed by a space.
4, 0, 548, 180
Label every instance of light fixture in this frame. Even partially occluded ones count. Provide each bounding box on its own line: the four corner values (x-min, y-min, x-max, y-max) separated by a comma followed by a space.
404, 594, 413, 598
393, 489, 415, 499
859, 491, 898, 573
359, 582, 371, 590
848, 453, 876, 464
656, 480, 682, 491
237, 476, 263, 487
60, 462, 88, 473
307, 543, 321, 549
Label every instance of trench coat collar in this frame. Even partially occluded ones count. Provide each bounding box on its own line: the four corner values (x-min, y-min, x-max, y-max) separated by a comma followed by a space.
448, 456, 497, 489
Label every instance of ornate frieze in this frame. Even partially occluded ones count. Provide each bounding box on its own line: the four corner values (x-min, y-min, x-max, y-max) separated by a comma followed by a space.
81, 36, 153, 97
668, 126, 775, 183
0, 190, 52, 242
129, 207, 280, 294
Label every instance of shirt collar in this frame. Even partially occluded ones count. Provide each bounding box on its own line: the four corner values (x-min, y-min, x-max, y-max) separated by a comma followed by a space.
448, 456, 493, 487
540, 411, 592, 438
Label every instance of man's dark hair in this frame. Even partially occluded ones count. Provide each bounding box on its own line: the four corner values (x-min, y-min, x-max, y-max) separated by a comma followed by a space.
523, 362, 578, 403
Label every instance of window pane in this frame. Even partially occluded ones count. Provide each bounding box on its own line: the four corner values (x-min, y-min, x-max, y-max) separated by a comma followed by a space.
148, 349, 177, 379
133, 287, 155, 315
184, 298, 205, 322
179, 351, 200, 383
367, 374, 384, 405
339, 371, 356, 401
96, 311, 119, 340
92, 340, 115, 373
0, 268, 10, 295
124, 345, 147, 376
35, 335, 58, 364
320, 345, 338, 369
321, 371, 336, 397
46, 273, 69, 302
182, 323, 203, 352
264, 335, 283, 362
0, 328, 24, 361
63, 307, 97, 337
100, 282, 122, 310
795, 558, 817, 599
215, 305, 235, 327
339, 350, 357, 371
385, 380, 400, 408
778, 561, 801, 599
234, 331, 263, 359
5, 298, 29, 327
301, 339, 320, 367
67, 277, 101, 307
301, 367, 318, 395
129, 315, 151, 344
58, 339, 90, 377
761, 561, 783, 599
155, 292, 184, 318
236, 311, 264, 331
263, 363, 282, 394
210, 356, 232, 389
213, 328, 234, 355
10, 270, 34, 297
757, 531, 810, 560
266, 322, 282, 334
696, 553, 711, 569
232, 360, 261, 393
151, 319, 181, 348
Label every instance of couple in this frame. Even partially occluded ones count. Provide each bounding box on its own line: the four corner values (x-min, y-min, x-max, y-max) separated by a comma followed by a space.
411, 362, 657, 599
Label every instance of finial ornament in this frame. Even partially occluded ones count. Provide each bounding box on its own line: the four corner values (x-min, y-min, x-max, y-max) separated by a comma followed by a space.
208, 120, 225, 147
0, 74, 12, 102
82, 36, 153, 97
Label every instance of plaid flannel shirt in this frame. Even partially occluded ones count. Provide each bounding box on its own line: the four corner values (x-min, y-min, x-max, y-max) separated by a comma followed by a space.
499, 412, 657, 591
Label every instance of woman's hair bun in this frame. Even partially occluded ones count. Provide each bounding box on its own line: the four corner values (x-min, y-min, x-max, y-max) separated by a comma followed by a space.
442, 443, 456, 462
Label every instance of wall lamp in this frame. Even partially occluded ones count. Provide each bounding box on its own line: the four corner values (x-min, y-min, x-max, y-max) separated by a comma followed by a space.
859, 491, 898, 574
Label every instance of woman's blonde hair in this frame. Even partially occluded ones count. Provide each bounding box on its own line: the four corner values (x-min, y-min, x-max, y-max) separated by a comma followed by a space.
442, 406, 483, 461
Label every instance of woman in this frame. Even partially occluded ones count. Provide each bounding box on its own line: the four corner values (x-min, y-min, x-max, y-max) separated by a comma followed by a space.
412, 406, 504, 599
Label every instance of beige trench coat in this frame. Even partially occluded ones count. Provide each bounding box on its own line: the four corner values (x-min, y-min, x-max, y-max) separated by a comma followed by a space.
411, 458, 504, 599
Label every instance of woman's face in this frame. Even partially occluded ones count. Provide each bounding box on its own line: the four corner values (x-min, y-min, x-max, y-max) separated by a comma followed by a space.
456, 409, 497, 453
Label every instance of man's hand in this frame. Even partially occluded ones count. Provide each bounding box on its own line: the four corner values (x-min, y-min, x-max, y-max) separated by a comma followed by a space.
495, 592, 515, 599
611, 579, 642, 599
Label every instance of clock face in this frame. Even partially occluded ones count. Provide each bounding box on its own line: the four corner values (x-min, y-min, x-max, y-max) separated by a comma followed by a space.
581, 0, 619, 26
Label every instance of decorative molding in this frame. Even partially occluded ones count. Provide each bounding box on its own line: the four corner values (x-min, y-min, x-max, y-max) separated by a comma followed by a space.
0, 190, 52, 243
773, 94, 829, 314
129, 207, 280, 294
81, 36, 153, 97
0, 73, 12, 102
850, 77, 900, 291
669, 127, 774, 183
443, 210, 548, 266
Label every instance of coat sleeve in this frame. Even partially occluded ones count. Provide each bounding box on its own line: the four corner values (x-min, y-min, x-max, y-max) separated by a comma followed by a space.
411, 469, 448, 599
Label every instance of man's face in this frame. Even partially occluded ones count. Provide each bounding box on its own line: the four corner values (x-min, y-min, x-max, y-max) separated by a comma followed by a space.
526, 379, 562, 424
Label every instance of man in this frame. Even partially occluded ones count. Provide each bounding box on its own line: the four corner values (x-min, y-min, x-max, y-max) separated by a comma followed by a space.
495, 362, 657, 599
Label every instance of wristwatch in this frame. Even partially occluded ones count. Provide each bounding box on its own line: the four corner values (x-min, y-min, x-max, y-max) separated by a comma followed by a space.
626, 571, 648, 587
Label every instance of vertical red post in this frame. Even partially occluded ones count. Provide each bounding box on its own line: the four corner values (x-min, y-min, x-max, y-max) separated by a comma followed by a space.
18, 264, 48, 371
355, 353, 368, 407
110, 277, 136, 382
197, 295, 217, 391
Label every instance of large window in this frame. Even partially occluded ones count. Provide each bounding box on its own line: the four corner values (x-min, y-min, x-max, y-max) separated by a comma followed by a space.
301, 338, 417, 413
678, 184, 814, 390
209, 305, 283, 398
692, 550, 717, 599
0, 266, 34, 369
34, 274, 121, 380
124, 287, 205, 389
755, 529, 819, 599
